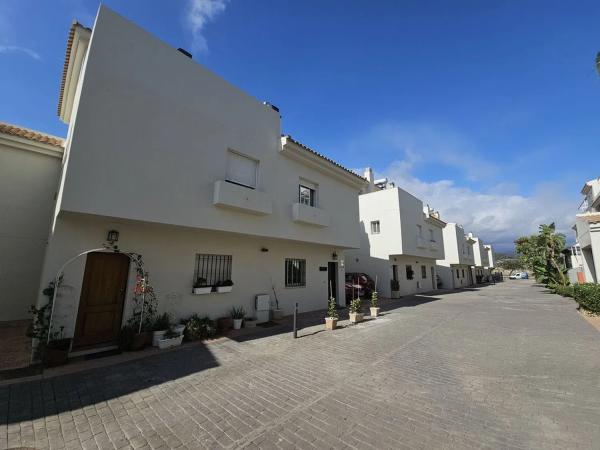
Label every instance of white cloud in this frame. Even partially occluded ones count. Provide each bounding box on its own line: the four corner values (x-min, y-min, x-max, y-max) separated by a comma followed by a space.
0, 1, 41, 61
186, 0, 228, 54
0, 44, 41, 60
350, 122, 578, 253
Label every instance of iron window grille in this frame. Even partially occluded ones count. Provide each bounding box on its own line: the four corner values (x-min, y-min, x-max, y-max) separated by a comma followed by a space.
285, 258, 306, 287
421, 265, 427, 279
406, 264, 414, 280
194, 254, 232, 286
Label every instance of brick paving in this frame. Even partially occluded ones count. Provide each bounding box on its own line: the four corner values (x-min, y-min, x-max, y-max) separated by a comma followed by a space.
1, 281, 600, 449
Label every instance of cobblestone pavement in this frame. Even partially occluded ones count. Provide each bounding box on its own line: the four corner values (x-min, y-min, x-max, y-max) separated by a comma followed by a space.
2, 281, 600, 449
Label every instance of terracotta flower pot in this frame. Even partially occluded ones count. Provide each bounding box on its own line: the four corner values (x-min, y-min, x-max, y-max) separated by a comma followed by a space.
370, 307, 380, 317
325, 317, 338, 330
44, 338, 71, 367
349, 312, 363, 323
217, 317, 233, 331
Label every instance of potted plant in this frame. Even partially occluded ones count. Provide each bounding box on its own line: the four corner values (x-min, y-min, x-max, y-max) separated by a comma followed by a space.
245, 317, 258, 328
370, 291, 380, 317
183, 314, 216, 341
231, 306, 245, 329
325, 295, 338, 330
44, 326, 71, 367
157, 328, 184, 349
193, 277, 212, 295
349, 297, 363, 323
216, 279, 234, 293
152, 312, 171, 347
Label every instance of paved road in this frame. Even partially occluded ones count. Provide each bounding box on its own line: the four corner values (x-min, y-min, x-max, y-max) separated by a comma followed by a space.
2, 281, 600, 450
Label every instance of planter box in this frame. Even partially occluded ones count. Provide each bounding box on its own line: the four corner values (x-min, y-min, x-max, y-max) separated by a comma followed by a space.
44, 338, 71, 367
325, 317, 338, 330
172, 324, 186, 335
272, 309, 284, 321
193, 287, 212, 295
349, 313, 364, 324
233, 318, 243, 330
245, 319, 258, 328
152, 330, 167, 347
158, 334, 183, 349
370, 307, 380, 318
391, 290, 401, 299
216, 286, 233, 293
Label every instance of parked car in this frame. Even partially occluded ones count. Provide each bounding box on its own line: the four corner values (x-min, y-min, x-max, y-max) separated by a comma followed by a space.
509, 272, 529, 279
345, 272, 376, 302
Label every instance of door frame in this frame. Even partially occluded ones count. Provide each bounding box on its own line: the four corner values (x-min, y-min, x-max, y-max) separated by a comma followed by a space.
73, 252, 131, 350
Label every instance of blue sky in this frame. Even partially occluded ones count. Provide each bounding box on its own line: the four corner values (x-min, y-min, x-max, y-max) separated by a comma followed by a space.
2, 0, 600, 252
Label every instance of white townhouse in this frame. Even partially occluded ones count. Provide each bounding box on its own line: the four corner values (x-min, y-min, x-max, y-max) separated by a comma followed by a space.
0, 124, 64, 322
436, 223, 476, 289
32, 6, 367, 355
345, 169, 446, 298
470, 233, 490, 283
484, 244, 495, 273
573, 177, 600, 283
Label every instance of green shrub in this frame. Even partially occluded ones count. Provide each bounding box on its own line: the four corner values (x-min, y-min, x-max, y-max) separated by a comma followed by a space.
572, 284, 600, 313
327, 296, 338, 319
183, 314, 216, 341
548, 283, 574, 298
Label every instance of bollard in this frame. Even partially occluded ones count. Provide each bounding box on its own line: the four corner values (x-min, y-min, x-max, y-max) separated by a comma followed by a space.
293, 302, 298, 338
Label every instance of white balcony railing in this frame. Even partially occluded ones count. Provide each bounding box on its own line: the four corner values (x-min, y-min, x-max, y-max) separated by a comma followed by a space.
292, 203, 330, 227
213, 180, 272, 215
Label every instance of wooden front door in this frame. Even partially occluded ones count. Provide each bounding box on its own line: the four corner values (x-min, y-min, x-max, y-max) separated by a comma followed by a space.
73, 252, 130, 349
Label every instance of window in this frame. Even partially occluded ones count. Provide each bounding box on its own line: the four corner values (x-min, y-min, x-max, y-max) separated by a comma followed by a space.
226, 150, 258, 189
299, 185, 316, 206
462, 269, 465, 278
417, 225, 423, 237
429, 229, 434, 242
421, 265, 427, 279
370, 220, 380, 234
285, 258, 306, 287
456, 269, 460, 278
406, 265, 414, 280
194, 254, 232, 286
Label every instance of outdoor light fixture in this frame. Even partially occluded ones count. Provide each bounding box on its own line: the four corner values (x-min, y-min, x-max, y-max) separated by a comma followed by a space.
107, 230, 119, 243
261, 247, 269, 252
332, 251, 338, 260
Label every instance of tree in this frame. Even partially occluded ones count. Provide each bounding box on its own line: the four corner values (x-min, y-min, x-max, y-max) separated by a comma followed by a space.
497, 258, 523, 275
515, 223, 568, 286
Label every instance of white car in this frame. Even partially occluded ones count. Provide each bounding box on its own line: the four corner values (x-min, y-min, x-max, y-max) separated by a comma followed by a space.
509, 272, 529, 279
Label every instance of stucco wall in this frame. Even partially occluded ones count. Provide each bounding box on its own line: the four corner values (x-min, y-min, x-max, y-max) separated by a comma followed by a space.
38, 213, 346, 338
58, 6, 362, 249
0, 140, 62, 320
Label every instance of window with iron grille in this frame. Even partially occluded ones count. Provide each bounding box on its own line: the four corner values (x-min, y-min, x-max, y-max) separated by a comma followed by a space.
285, 258, 306, 287
194, 254, 232, 286
421, 265, 427, 279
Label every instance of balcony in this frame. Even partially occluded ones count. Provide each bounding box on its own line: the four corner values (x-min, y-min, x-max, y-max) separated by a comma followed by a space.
213, 180, 272, 215
292, 203, 330, 227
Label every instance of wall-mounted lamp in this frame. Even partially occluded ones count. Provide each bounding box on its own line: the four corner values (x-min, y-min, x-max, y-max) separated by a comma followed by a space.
332, 251, 338, 260
107, 230, 119, 244
261, 247, 269, 252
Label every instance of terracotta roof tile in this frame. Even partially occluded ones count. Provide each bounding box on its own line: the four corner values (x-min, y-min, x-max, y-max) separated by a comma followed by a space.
57, 21, 92, 117
0, 122, 64, 148
282, 135, 366, 182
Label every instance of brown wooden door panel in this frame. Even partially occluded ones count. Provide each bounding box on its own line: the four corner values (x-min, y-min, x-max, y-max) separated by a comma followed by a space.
73, 252, 130, 349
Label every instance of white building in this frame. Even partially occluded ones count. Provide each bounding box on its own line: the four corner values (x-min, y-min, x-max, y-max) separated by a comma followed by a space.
484, 244, 495, 273
33, 6, 366, 355
573, 178, 600, 283
345, 169, 446, 298
436, 223, 476, 289
0, 123, 64, 321
470, 233, 490, 283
